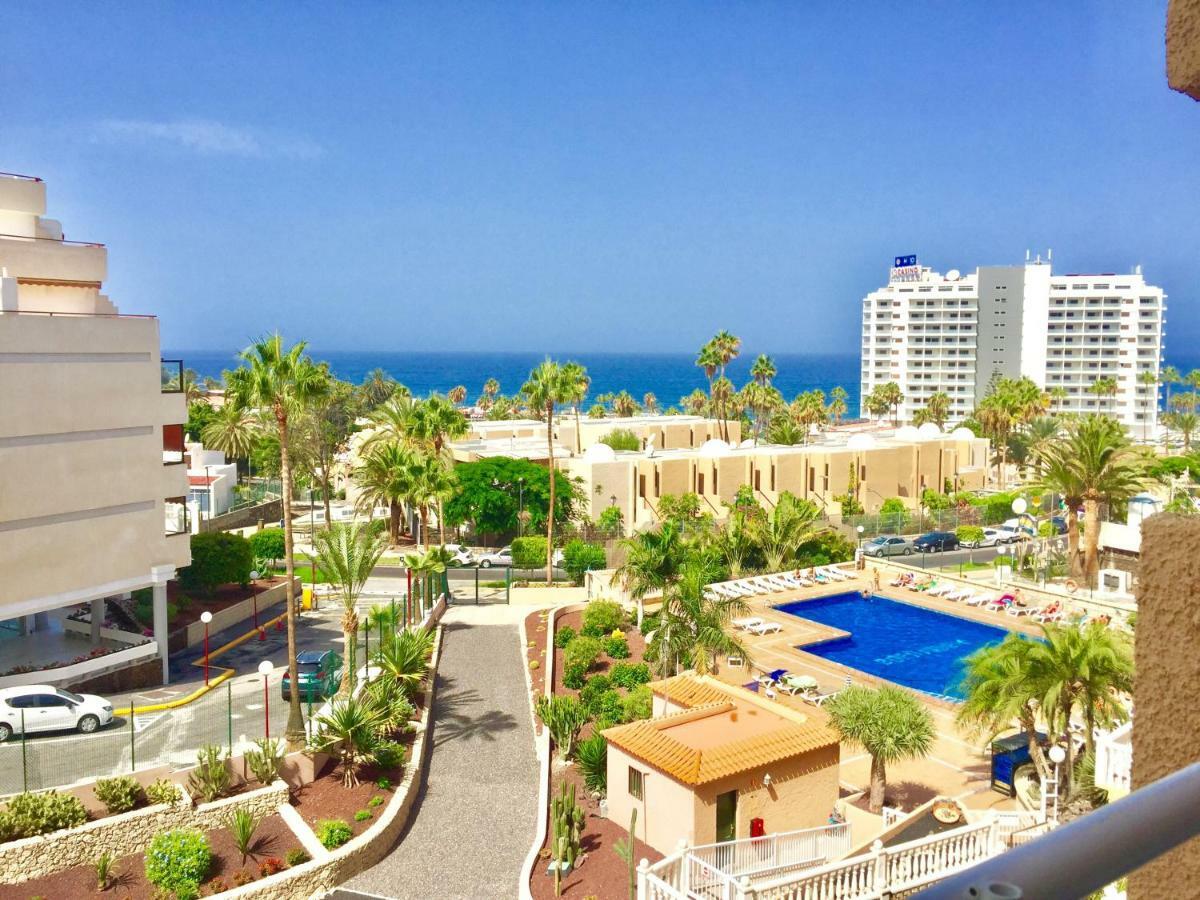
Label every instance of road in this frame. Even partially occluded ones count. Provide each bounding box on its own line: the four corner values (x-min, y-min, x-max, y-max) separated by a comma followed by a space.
895, 543, 1009, 570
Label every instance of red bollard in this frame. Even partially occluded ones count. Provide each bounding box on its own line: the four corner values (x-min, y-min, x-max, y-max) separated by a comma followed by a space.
258, 628, 267, 642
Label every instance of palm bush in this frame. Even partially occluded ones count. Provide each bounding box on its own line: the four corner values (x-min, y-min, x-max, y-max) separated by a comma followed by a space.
363, 677, 417, 735
649, 555, 750, 676
245, 738, 285, 785
375, 627, 434, 699
311, 522, 388, 694
312, 697, 384, 787
227, 809, 260, 864
534, 695, 589, 761
576, 734, 608, 793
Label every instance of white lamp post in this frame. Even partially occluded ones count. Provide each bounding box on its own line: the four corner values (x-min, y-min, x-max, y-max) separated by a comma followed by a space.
249, 569, 261, 633
1044, 744, 1067, 825
258, 660, 274, 740
856, 525, 865, 568
200, 611, 213, 686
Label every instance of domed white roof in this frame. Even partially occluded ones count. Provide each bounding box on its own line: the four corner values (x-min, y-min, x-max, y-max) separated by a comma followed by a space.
895, 425, 920, 442
846, 434, 876, 451
698, 438, 732, 458
582, 443, 617, 463
950, 427, 976, 441
917, 423, 943, 440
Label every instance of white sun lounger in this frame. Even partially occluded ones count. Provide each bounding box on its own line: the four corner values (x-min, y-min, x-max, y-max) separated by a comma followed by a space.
822, 567, 852, 581
781, 573, 810, 587
754, 577, 782, 593
945, 588, 973, 602
964, 592, 993, 606
929, 583, 957, 597
1033, 606, 1064, 623
746, 621, 782, 636
766, 575, 794, 591
725, 582, 756, 598
732, 616, 766, 631
710, 583, 738, 599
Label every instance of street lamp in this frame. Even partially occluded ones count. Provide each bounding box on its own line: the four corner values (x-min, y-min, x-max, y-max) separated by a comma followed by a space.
856, 525, 865, 566
249, 569, 260, 634
1044, 744, 1067, 824
258, 660, 274, 740
518, 477, 525, 537
200, 611, 213, 686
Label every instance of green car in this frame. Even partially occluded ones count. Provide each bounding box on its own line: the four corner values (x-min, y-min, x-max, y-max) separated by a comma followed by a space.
281, 650, 343, 701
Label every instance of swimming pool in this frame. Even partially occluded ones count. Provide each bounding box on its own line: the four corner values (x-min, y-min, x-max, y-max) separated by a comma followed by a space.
775, 591, 1012, 700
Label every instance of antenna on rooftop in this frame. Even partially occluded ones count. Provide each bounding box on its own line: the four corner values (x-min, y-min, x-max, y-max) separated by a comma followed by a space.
1025, 249, 1031, 262
1047, 248, 1052, 262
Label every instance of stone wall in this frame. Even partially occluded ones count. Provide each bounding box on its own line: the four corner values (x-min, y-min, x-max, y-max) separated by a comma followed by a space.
183, 579, 294, 647
1168, 0, 1200, 101
0, 780, 289, 885
200, 498, 283, 534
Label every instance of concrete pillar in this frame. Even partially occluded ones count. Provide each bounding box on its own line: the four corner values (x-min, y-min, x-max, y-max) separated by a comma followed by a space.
152, 582, 170, 685
90, 598, 105, 645
1130, 514, 1200, 897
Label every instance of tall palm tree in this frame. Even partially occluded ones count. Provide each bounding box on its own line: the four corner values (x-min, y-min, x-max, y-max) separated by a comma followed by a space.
750, 354, 777, 387
696, 341, 722, 433
225, 334, 329, 746
681, 389, 709, 417
1165, 410, 1198, 451
642, 392, 658, 414
748, 492, 826, 571
1036, 415, 1150, 584
766, 416, 804, 446
648, 554, 749, 677
522, 359, 575, 583
354, 443, 418, 544
1048, 386, 1068, 414
447, 385, 467, 405
483, 377, 500, 401
710, 376, 735, 440
615, 520, 686, 626
957, 635, 1051, 783
561, 361, 590, 454
407, 394, 468, 541
1088, 376, 1119, 413
359, 368, 399, 410
825, 685, 935, 813
311, 523, 387, 694
828, 386, 848, 426
711, 331, 742, 439
1137, 370, 1159, 442
1161, 365, 1181, 413
200, 401, 259, 459
364, 393, 417, 450
913, 391, 951, 429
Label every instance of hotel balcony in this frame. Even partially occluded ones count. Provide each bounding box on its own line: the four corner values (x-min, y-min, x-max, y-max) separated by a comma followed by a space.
0, 231, 107, 285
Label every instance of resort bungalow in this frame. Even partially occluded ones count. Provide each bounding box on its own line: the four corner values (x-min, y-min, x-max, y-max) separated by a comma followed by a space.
602, 675, 840, 855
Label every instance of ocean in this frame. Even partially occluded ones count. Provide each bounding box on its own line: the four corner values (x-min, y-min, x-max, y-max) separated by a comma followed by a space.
168, 350, 866, 410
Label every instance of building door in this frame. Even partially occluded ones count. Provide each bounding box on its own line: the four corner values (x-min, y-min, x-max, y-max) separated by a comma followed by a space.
716, 790, 738, 842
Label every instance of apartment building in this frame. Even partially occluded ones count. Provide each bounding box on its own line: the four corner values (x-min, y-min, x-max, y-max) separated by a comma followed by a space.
562, 424, 988, 531
860, 254, 1165, 433
0, 173, 189, 684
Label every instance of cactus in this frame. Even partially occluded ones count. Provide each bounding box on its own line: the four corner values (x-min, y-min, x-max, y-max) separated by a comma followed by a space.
614, 807, 638, 899
551, 781, 584, 896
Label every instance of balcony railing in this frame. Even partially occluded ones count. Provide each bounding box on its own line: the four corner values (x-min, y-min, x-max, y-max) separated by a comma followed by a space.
161, 359, 185, 393
165, 497, 190, 536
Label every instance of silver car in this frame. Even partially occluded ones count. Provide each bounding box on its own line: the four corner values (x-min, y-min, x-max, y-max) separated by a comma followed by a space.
862, 535, 914, 557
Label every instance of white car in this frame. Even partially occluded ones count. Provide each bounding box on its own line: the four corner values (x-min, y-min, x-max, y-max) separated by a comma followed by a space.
443, 544, 475, 566
477, 547, 512, 568
0, 686, 114, 740
960, 528, 1006, 549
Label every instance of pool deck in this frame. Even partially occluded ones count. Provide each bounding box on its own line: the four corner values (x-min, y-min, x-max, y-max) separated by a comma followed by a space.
709, 565, 1052, 818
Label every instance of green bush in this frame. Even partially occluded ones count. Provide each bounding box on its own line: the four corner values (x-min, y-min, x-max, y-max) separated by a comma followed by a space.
368, 795, 384, 808
621, 685, 653, 722
562, 540, 607, 585
249, 528, 286, 562
599, 428, 641, 451
144, 829, 211, 899
354, 809, 372, 822
146, 778, 182, 806
563, 635, 603, 673
994, 554, 1015, 569
180, 532, 253, 594
610, 662, 651, 690
245, 737, 285, 785
511, 536, 548, 568
604, 635, 630, 659
93, 776, 142, 815
0, 790, 88, 841
316, 819, 354, 850
285, 848, 310, 866
879, 497, 908, 528
374, 740, 407, 771
593, 690, 625, 730
575, 734, 608, 792
1037, 521, 1056, 538
563, 662, 587, 690
579, 675, 613, 714
553, 626, 577, 649
639, 612, 660, 637
597, 505, 624, 536
956, 525, 985, 544
582, 600, 624, 636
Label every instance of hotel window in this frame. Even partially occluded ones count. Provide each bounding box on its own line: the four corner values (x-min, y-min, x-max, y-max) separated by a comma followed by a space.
628, 767, 644, 800
163, 424, 185, 465
165, 497, 190, 537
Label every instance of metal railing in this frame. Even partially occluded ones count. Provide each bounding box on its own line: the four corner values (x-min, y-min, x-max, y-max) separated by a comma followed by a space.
161, 358, 185, 393
0, 230, 104, 247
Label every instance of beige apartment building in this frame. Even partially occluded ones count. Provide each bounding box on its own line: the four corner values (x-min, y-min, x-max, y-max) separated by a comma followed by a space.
0, 173, 189, 684
564, 423, 989, 529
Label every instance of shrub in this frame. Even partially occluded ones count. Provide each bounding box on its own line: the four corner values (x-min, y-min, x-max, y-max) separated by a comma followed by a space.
144, 829, 211, 899
181, 531, 253, 594
375, 777, 392, 791
259, 857, 285, 877
576, 734, 608, 793
582, 600, 624, 636
94, 775, 142, 814
563, 635, 604, 673
368, 795, 385, 808
599, 428, 641, 451
205, 875, 229, 895
95, 851, 114, 891
1037, 521, 1056, 538
563, 662, 587, 690
227, 809, 260, 864
245, 737, 284, 785
604, 634, 630, 659
374, 740, 406, 771
621, 685, 653, 722
593, 690, 625, 730
146, 778, 182, 806
511, 535, 548, 569
249, 528, 286, 563
355, 809, 372, 822
232, 868, 255, 886
311, 696, 382, 788
553, 625, 577, 649
316, 819, 353, 850
597, 504, 624, 536
579, 674, 613, 714
610, 662, 651, 690
534, 694, 589, 760
285, 849, 310, 867
0, 790, 88, 841
956, 525, 985, 544
563, 540, 607, 585
878, 497, 909, 529
187, 745, 231, 803
639, 612, 660, 637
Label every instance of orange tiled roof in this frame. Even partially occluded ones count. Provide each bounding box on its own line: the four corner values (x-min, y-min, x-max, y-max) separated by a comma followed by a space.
604, 676, 839, 786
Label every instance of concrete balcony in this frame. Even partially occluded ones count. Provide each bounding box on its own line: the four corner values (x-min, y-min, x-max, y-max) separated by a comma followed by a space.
0, 233, 106, 284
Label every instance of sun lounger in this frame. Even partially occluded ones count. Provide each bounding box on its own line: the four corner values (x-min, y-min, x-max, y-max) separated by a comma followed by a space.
801, 687, 842, 706
944, 587, 973, 602
986, 596, 1013, 611
823, 567, 853, 581
964, 592, 993, 606
726, 582, 757, 598
1006, 604, 1034, 617
732, 617, 765, 631
747, 621, 783, 636
928, 583, 957, 597
740, 579, 770, 596
766, 575, 794, 591
1033, 605, 1064, 623
780, 674, 819, 695
710, 583, 739, 599
757, 668, 788, 687
785, 573, 813, 587
755, 576, 784, 593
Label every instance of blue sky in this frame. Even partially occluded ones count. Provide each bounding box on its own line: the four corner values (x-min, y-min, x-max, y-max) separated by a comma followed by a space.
2, 2, 1196, 354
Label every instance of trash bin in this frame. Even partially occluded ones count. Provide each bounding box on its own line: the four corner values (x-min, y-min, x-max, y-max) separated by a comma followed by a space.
302, 586, 313, 610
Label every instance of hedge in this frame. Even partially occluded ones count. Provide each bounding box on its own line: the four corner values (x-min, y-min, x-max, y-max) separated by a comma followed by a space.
511, 535, 548, 568
180, 532, 253, 595
562, 539, 606, 585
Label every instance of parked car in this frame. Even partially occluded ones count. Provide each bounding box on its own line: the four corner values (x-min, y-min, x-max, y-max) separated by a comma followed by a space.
862, 535, 913, 557
1044, 516, 1069, 535
281, 649, 342, 701
1000, 518, 1037, 537
992, 526, 1027, 544
960, 527, 1006, 549
913, 531, 960, 553
443, 543, 475, 566
477, 547, 512, 568
0, 686, 114, 741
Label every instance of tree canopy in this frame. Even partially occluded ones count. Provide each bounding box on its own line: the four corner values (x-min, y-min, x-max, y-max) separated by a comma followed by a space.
441, 456, 578, 535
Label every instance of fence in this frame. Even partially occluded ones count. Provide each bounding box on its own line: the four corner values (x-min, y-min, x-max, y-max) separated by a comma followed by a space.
833, 494, 1057, 541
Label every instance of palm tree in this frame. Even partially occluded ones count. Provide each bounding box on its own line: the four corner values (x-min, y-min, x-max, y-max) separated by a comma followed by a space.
767, 416, 804, 446
225, 334, 329, 746
750, 354, 777, 387
642, 392, 658, 414
1088, 376, 1119, 413
1022, 416, 1062, 471
200, 402, 259, 459
311, 523, 387, 695
748, 492, 826, 571
957, 635, 1051, 783
824, 685, 935, 813
615, 520, 686, 627
611, 390, 639, 418
710, 376, 735, 440
483, 377, 500, 401
913, 391, 951, 429
711, 331, 742, 439
1165, 410, 1198, 451
1035, 415, 1150, 584
447, 385, 467, 405
1048, 386, 1068, 413
649, 554, 750, 676
561, 361, 590, 454
359, 368, 399, 410
364, 393, 417, 450
354, 443, 417, 544
695, 341, 721, 420
1137, 370, 1159, 442
1161, 365, 1181, 412
407, 394, 468, 541
312, 697, 383, 787
828, 386, 848, 426
522, 359, 575, 584
374, 627, 435, 699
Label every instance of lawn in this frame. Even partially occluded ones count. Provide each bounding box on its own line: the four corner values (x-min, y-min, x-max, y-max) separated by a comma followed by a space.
273, 564, 333, 584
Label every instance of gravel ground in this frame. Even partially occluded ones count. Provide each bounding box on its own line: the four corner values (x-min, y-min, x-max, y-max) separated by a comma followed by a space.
340, 609, 538, 899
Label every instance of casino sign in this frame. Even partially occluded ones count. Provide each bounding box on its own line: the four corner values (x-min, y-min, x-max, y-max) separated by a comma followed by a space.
890, 254, 921, 283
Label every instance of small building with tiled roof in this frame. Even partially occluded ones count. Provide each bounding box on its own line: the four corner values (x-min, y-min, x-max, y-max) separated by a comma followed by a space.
602, 674, 841, 854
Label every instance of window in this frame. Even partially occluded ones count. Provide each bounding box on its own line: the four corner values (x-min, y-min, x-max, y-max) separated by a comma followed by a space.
628, 767, 644, 800
163, 424, 185, 465
165, 497, 190, 536
161, 359, 185, 393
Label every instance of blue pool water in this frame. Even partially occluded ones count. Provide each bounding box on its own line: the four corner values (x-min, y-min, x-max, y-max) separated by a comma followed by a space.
775, 592, 1012, 700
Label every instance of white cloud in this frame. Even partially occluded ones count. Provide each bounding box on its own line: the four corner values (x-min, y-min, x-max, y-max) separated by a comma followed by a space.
91, 118, 323, 160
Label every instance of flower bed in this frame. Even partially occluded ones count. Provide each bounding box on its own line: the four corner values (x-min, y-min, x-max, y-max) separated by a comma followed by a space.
524, 608, 551, 732
291, 760, 407, 844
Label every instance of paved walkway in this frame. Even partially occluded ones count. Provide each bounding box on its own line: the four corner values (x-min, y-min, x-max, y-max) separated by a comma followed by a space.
339, 605, 539, 899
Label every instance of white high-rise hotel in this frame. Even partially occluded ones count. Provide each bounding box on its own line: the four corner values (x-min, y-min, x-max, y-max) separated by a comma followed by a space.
860, 253, 1165, 433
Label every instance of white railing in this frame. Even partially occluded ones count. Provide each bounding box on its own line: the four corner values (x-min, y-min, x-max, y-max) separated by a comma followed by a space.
685, 823, 852, 885
993, 809, 1045, 847
881, 807, 908, 829
1095, 721, 1133, 794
